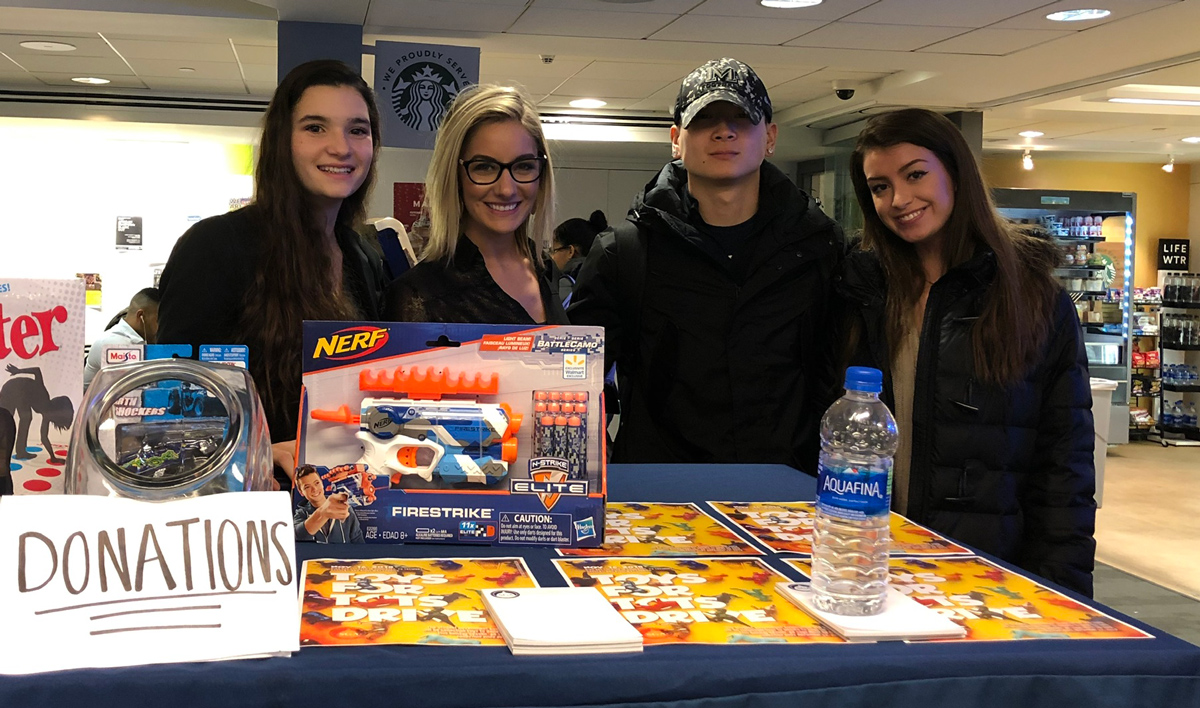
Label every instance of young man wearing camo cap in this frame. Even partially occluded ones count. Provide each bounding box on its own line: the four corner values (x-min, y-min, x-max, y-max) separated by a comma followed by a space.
569, 58, 843, 472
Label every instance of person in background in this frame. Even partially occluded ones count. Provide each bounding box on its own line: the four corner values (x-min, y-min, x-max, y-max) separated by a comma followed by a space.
83, 287, 160, 389
568, 58, 843, 470
551, 210, 606, 306
293, 465, 363, 543
156, 60, 387, 486
382, 84, 567, 325
834, 107, 1096, 596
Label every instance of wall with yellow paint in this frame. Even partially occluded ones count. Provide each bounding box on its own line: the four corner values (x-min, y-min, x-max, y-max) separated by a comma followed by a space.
981, 157, 1191, 288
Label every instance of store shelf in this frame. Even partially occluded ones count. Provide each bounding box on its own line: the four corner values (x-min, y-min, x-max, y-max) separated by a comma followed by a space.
1055, 265, 1107, 273
1161, 301, 1200, 310
1164, 383, 1200, 393
1157, 424, 1200, 439
1052, 236, 1106, 244
1163, 343, 1200, 352
1132, 330, 1159, 337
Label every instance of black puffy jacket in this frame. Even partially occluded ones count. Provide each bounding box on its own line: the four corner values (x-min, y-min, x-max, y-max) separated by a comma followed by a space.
569, 160, 843, 470
834, 242, 1097, 596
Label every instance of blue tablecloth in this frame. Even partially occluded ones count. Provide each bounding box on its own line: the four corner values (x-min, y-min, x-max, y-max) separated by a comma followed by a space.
3, 464, 1198, 708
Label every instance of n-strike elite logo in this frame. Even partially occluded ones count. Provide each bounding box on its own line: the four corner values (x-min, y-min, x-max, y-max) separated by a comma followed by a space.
512, 459, 587, 511
312, 326, 389, 361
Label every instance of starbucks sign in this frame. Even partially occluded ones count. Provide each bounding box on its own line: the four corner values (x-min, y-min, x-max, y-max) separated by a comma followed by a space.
374, 42, 479, 149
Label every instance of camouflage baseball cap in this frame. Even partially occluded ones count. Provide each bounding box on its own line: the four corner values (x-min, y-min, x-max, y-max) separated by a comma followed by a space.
674, 58, 772, 128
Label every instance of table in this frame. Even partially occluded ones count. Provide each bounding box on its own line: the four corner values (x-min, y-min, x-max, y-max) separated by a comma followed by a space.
4, 464, 1198, 708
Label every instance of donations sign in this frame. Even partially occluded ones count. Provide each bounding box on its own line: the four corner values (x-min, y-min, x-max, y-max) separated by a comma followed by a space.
374, 41, 479, 150
0, 492, 299, 674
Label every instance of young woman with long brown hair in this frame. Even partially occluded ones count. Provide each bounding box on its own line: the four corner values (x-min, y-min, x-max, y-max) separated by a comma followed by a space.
834, 108, 1096, 596
157, 60, 387, 482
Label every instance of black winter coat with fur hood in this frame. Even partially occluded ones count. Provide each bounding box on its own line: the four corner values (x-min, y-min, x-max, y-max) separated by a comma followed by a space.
832, 236, 1097, 597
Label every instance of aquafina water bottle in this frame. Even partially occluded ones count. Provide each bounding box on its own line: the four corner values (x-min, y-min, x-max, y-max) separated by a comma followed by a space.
811, 366, 899, 616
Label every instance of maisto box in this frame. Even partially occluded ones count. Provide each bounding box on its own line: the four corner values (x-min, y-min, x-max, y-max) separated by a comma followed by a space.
297, 322, 606, 547
0, 278, 85, 495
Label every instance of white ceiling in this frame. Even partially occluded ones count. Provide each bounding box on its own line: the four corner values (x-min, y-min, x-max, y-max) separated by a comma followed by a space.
2, 0, 1200, 162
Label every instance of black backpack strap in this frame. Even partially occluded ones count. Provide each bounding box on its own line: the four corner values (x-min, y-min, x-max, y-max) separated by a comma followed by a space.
611, 218, 647, 369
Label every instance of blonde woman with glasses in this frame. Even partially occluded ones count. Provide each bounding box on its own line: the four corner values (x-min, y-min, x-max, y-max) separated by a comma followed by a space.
383, 84, 566, 324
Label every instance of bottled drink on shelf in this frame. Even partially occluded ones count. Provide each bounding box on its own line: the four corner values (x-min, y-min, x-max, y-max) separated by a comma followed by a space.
1186, 403, 1198, 430
1165, 273, 1180, 303
811, 366, 899, 617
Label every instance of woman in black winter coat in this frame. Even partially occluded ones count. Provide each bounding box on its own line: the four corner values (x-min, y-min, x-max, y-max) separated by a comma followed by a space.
834, 108, 1097, 597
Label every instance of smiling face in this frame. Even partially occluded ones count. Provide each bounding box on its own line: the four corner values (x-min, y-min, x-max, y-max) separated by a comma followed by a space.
862, 142, 956, 255
670, 101, 776, 188
458, 119, 541, 245
297, 470, 327, 507
290, 84, 374, 211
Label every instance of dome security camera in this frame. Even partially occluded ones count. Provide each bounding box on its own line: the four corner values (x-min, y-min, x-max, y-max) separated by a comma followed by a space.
832, 80, 857, 101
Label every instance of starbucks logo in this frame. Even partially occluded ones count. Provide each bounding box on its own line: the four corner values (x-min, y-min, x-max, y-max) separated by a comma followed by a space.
389, 63, 460, 133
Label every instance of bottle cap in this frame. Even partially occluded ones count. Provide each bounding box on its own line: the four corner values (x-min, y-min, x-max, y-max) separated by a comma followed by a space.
844, 366, 883, 394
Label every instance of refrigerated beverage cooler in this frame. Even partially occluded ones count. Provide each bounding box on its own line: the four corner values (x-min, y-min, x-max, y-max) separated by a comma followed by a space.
993, 188, 1134, 445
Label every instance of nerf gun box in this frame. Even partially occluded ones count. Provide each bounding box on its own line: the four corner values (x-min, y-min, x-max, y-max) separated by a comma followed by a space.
0, 278, 85, 496
297, 322, 606, 547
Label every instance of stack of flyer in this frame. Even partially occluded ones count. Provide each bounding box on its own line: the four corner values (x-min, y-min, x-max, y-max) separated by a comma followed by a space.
775, 582, 967, 642
481, 587, 643, 655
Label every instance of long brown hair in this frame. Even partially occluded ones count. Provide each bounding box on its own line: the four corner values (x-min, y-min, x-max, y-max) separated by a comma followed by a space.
849, 108, 1058, 386
240, 60, 381, 428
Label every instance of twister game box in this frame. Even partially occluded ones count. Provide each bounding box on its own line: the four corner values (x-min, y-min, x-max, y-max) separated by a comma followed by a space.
0, 279, 85, 495
298, 322, 606, 547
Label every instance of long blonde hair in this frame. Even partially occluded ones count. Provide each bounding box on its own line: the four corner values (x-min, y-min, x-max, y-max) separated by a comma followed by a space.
422, 84, 555, 266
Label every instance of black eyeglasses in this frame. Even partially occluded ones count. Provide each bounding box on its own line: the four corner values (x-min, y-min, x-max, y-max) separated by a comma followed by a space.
459, 156, 546, 185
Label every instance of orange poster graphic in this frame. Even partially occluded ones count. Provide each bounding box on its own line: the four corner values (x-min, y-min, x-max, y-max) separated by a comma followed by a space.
785, 556, 1152, 642
300, 557, 538, 647
558, 502, 762, 557
709, 501, 972, 556
552, 557, 841, 645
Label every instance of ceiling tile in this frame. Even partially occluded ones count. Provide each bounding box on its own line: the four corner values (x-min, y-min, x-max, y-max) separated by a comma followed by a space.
0, 33, 114, 59
34, 73, 147, 89
784, 21, 969, 51
480, 76, 567, 95
0, 73, 45, 88
572, 61, 693, 82
15, 54, 134, 76
508, 8, 677, 39
553, 76, 678, 99
481, 55, 591, 80
140, 76, 249, 94
625, 82, 678, 113
231, 43, 277, 65
751, 65, 827, 88
367, 0, 527, 33
918, 27, 1074, 55
106, 38, 238, 62
538, 95, 644, 109
240, 63, 275, 83
247, 80, 277, 96
650, 15, 829, 45
690, 0, 878, 21
841, 0, 1050, 28
991, 0, 1178, 30
769, 69, 889, 103
534, 0, 699, 13
125, 58, 241, 80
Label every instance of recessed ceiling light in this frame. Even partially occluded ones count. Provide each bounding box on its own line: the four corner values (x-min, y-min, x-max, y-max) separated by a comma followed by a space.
71, 77, 110, 85
1018, 130, 1044, 138
1182, 136, 1200, 143
19, 40, 76, 52
760, 0, 823, 7
1046, 9, 1111, 22
1109, 97, 1200, 107
179, 67, 196, 73
569, 98, 607, 109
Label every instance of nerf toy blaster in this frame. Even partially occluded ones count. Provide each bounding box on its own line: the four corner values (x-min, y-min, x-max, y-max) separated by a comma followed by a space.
311, 367, 522, 486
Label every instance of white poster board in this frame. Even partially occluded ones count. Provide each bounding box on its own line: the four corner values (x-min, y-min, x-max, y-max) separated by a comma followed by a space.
0, 492, 299, 674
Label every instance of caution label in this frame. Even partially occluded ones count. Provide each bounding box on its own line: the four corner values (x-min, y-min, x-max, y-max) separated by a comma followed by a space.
497, 512, 573, 545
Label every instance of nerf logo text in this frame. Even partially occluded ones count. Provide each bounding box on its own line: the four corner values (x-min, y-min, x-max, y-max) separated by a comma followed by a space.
0, 305, 68, 360
312, 326, 389, 361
